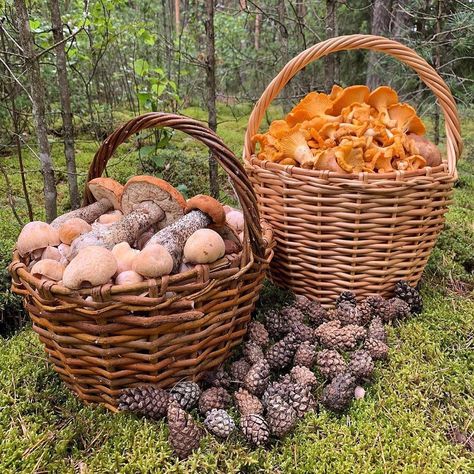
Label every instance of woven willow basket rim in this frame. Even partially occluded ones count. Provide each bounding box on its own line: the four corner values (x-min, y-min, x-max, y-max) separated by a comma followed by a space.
10, 112, 274, 307
243, 34, 462, 180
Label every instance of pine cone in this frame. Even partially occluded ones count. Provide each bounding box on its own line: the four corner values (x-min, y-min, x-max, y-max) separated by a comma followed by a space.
293, 341, 317, 368
335, 291, 357, 308
199, 387, 231, 415
289, 319, 316, 343
167, 402, 204, 459
316, 349, 347, 380
364, 337, 389, 360
292, 295, 312, 313
265, 395, 297, 438
243, 341, 264, 364
336, 302, 361, 326
356, 301, 373, 326
385, 297, 411, 322
287, 383, 316, 418
321, 372, 356, 412
318, 323, 366, 351
118, 386, 170, 419
348, 350, 374, 380
247, 321, 269, 348
364, 294, 386, 316
281, 305, 305, 324
261, 374, 292, 406
290, 365, 317, 388
170, 381, 201, 410
204, 409, 235, 438
243, 359, 270, 396
394, 280, 423, 314
265, 309, 289, 339
234, 388, 263, 416
240, 414, 270, 446
314, 319, 341, 339
307, 303, 329, 327
200, 367, 231, 389
368, 316, 387, 342
266, 334, 298, 370
230, 359, 251, 382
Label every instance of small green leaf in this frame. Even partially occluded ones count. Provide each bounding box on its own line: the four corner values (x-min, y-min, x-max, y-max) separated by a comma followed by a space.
134, 58, 149, 77
29, 19, 41, 32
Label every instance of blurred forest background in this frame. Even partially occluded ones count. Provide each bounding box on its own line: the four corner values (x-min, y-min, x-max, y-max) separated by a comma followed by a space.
1, 0, 473, 224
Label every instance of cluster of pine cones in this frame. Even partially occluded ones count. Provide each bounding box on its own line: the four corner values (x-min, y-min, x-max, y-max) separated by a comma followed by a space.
118, 281, 422, 459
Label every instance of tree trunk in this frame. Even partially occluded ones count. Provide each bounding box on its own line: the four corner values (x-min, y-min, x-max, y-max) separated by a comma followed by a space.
174, 0, 180, 33
366, 0, 392, 90
49, 0, 80, 210
254, 12, 261, 50
14, 0, 57, 221
204, 0, 219, 199
324, 0, 337, 91
391, 0, 409, 40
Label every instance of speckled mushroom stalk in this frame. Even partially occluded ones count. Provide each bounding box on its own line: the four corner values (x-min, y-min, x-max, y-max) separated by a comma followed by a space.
145, 194, 225, 271
50, 177, 123, 228
69, 176, 186, 259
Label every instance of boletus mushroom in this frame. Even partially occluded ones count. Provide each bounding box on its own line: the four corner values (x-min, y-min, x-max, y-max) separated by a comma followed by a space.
183, 229, 225, 264
16, 221, 60, 258
51, 177, 123, 228
62, 246, 117, 289
69, 176, 186, 259
143, 194, 225, 272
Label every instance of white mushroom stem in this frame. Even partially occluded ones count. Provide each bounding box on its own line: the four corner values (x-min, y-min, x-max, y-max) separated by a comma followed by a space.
69, 202, 165, 259
146, 210, 211, 271
51, 198, 113, 228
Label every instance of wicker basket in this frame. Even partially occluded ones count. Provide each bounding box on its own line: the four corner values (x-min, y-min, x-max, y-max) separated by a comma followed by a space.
243, 35, 462, 307
9, 113, 274, 411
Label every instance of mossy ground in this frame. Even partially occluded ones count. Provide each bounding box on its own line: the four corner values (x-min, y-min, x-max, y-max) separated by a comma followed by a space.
0, 106, 473, 473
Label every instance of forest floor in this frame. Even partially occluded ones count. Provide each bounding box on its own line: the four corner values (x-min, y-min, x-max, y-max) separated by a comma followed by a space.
0, 105, 473, 473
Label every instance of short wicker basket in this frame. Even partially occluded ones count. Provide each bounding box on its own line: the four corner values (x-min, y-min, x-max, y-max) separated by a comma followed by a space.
244, 35, 462, 307
9, 113, 274, 411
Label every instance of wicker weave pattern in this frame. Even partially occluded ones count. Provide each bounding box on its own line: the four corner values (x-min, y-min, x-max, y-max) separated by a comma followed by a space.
243, 35, 461, 306
10, 113, 274, 411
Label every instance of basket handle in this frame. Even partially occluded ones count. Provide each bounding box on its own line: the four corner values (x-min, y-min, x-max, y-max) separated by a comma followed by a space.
84, 112, 265, 258
244, 34, 462, 176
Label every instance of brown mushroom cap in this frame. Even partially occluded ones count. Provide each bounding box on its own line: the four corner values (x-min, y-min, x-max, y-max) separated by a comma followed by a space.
31, 259, 65, 281
59, 218, 92, 245
226, 210, 244, 232
62, 246, 117, 289
183, 229, 226, 264
112, 242, 139, 274
115, 270, 144, 285
132, 244, 173, 277
121, 175, 186, 230
42, 246, 62, 262
16, 221, 61, 257
185, 194, 226, 227
88, 177, 123, 210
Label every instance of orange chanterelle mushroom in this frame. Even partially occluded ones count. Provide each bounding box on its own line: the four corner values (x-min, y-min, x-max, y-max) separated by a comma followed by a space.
252, 85, 442, 173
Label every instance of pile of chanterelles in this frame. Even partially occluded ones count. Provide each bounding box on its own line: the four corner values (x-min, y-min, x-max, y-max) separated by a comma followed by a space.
252, 85, 441, 173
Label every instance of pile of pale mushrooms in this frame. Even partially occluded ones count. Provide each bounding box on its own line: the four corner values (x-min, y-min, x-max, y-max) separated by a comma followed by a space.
16, 176, 245, 290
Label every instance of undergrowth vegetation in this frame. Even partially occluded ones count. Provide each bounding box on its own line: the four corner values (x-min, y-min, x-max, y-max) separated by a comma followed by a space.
0, 106, 472, 473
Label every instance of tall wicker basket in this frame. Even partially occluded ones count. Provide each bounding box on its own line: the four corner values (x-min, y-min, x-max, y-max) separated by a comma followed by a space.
244, 35, 462, 307
9, 113, 274, 411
